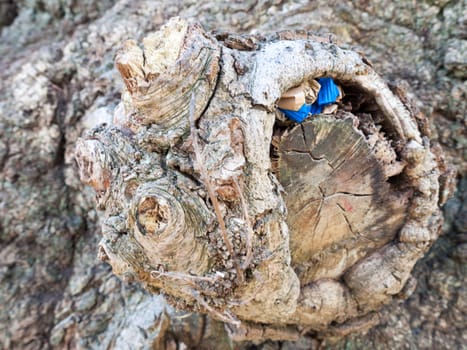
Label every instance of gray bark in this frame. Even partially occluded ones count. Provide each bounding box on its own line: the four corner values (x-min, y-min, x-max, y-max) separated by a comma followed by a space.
0, 1, 465, 349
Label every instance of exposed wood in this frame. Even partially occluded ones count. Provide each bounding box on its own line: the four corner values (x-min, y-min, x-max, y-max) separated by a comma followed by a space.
274, 115, 410, 284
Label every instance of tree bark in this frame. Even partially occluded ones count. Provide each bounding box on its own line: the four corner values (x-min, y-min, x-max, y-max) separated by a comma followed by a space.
75, 18, 453, 341
1, 1, 465, 349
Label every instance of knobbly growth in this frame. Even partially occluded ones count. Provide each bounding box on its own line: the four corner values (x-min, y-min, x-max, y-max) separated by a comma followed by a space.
75, 17, 454, 341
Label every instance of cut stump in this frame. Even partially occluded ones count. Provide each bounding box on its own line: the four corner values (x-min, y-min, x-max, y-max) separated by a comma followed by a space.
274, 116, 410, 285
74, 17, 455, 341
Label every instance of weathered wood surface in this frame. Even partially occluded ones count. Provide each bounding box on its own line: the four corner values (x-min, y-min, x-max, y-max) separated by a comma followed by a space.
74, 18, 453, 341
274, 115, 410, 284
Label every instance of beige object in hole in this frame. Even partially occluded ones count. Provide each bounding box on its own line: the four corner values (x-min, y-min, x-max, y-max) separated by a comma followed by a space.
277, 85, 306, 111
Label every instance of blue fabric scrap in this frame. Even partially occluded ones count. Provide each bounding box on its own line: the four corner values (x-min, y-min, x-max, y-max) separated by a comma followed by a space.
279, 77, 340, 123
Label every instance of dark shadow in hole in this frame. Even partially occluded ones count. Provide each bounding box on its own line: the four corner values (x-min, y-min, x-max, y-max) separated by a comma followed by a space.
0, 0, 18, 28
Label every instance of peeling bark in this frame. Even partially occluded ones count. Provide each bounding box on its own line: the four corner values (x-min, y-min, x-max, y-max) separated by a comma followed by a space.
75, 17, 454, 341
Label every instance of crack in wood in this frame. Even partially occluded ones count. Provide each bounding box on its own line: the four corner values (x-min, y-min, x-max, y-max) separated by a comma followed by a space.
324, 192, 373, 199
336, 202, 357, 236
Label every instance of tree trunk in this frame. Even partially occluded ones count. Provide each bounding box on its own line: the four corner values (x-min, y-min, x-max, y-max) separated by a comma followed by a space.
75, 18, 453, 342
1, 1, 464, 349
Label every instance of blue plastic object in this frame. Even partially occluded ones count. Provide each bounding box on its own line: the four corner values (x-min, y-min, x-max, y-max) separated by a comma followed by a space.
279, 77, 340, 123
316, 78, 340, 106
280, 104, 315, 123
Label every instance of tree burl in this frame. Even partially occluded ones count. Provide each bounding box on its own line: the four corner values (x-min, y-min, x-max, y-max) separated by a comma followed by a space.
75, 18, 454, 341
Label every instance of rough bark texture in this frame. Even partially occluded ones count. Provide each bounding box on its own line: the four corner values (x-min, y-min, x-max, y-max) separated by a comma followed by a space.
0, 1, 465, 349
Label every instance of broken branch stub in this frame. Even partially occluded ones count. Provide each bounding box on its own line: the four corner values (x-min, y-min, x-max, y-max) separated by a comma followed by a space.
75, 17, 455, 341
